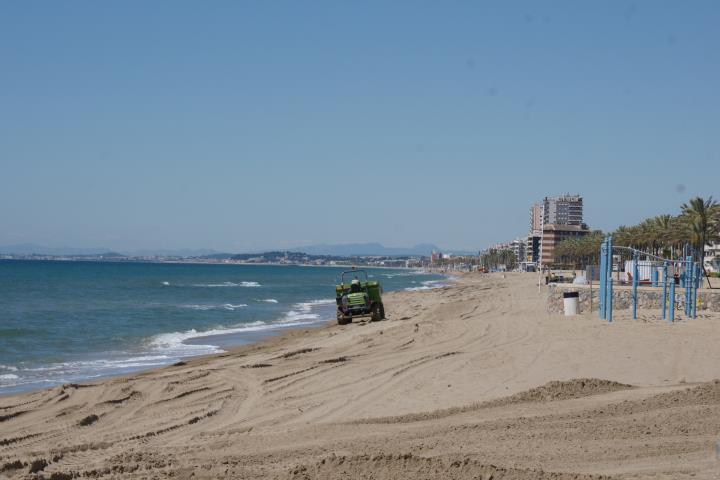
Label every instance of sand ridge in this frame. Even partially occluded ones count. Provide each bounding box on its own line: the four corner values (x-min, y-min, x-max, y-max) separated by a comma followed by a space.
1, 273, 720, 479
346, 378, 635, 425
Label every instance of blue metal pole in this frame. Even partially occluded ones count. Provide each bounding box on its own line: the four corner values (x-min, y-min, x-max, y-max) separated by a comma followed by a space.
690, 261, 695, 318
631, 250, 639, 320
651, 266, 658, 287
608, 277, 613, 323
691, 262, 698, 319
685, 255, 693, 317
669, 280, 675, 323
606, 236, 613, 322
599, 239, 606, 320
680, 245, 687, 288
661, 262, 668, 321
682, 257, 687, 316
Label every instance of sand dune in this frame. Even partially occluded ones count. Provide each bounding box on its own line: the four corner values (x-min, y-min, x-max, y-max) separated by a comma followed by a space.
1, 273, 720, 479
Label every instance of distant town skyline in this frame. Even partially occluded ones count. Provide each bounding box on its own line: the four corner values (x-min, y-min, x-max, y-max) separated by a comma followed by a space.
2, 2, 718, 252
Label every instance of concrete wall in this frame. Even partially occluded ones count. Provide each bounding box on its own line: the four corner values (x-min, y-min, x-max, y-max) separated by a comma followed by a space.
547, 283, 720, 314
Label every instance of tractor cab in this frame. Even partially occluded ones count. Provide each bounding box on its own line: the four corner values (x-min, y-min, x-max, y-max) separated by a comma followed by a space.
335, 269, 385, 325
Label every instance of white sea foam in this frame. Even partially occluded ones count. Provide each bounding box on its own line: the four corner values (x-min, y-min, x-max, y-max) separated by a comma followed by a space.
0, 364, 18, 372
261, 298, 279, 303
223, 303, 248, 310
282, 299, 335, 322
0, 374, 19, 381
162, 281, 170, 286
182, 303, 247, 311
383, 270, 426, 278
284, 311, 321, 321
190, 304, 246, 311
191, 281, 261, 288
297, 299, 335, 307
149, 318, 319, 357
123, 355, 171, 362
405, 279, 448, 291
183, 304, 214, 311
25, 355, 174, 373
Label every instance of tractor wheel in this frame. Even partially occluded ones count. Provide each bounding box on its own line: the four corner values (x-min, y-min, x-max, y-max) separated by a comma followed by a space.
370, 303, 382, 322
337, 311, 351, 325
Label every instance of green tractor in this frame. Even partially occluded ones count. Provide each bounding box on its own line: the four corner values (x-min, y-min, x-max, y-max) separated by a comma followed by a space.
335, 269, 385, 325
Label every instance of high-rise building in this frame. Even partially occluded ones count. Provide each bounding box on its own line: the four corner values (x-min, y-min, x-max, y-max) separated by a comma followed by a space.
526, 234, 540, 263
526, 194, 589, 267
527, 203, 543, 264
542, 194, 583, 226
530, 203, 543, 234
509, 238, 525, 265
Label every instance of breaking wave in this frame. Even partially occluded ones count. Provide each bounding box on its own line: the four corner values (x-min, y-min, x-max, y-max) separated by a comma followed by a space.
382, 269, 426, 278
191, 281, 261, 288
283, 299, 335, 322
182, 303, 248, 311
405, 279, 448, 291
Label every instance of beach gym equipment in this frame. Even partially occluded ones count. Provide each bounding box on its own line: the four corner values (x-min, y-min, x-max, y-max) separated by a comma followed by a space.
599, 236, 701, 323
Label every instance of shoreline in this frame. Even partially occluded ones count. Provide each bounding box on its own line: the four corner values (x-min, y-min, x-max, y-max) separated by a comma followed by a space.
2, 273, 719, 479
0, 317, 330, 398
0, 287, 414, 399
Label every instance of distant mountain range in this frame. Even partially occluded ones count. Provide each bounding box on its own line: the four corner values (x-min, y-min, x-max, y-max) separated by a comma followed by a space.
0, 244, 116, 256
290, 243, 443, 257
0, 244, 221, 257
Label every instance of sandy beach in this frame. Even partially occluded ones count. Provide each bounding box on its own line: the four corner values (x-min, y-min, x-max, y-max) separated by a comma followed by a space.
2, 273, 720, 479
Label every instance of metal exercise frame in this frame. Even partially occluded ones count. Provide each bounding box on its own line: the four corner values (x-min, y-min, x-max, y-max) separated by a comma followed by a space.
598, 236, 701, 323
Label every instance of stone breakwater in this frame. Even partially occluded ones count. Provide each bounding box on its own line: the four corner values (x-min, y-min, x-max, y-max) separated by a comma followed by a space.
547, 283, 720, 314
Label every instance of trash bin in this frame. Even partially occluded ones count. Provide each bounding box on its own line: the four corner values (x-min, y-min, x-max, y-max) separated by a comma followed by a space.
563, 291, 579, 316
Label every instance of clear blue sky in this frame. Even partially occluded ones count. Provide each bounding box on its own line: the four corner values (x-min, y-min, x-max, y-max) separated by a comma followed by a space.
1, 1, 718, 252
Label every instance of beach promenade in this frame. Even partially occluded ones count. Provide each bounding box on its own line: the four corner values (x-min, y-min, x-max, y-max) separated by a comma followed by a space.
2, 273, 720, 479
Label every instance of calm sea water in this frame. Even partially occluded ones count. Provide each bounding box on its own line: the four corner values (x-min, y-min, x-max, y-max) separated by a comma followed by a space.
0, 260, 446, 394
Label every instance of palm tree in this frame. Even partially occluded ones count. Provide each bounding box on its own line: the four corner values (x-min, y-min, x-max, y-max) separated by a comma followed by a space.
668, 215, 693, 257
553, 232, 604, 268
613, 225, 631, 247
652, 214, 674, 256
637, 218, 660, 253
681, 196, 719, 272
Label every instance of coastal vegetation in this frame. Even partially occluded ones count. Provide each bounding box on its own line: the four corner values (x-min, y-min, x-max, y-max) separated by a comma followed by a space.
479, 248, 517, 271
555, 196, 720, 268
552, 231, 604, 268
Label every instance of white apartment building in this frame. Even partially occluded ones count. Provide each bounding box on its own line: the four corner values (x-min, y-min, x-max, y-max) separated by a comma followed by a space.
543, 194, 584, 226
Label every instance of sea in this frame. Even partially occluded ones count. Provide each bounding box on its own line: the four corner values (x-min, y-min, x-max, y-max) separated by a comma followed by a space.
0, 260, 447, 395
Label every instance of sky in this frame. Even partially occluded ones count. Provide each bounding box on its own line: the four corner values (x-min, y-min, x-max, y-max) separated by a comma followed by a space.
1, 1, 718, 253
